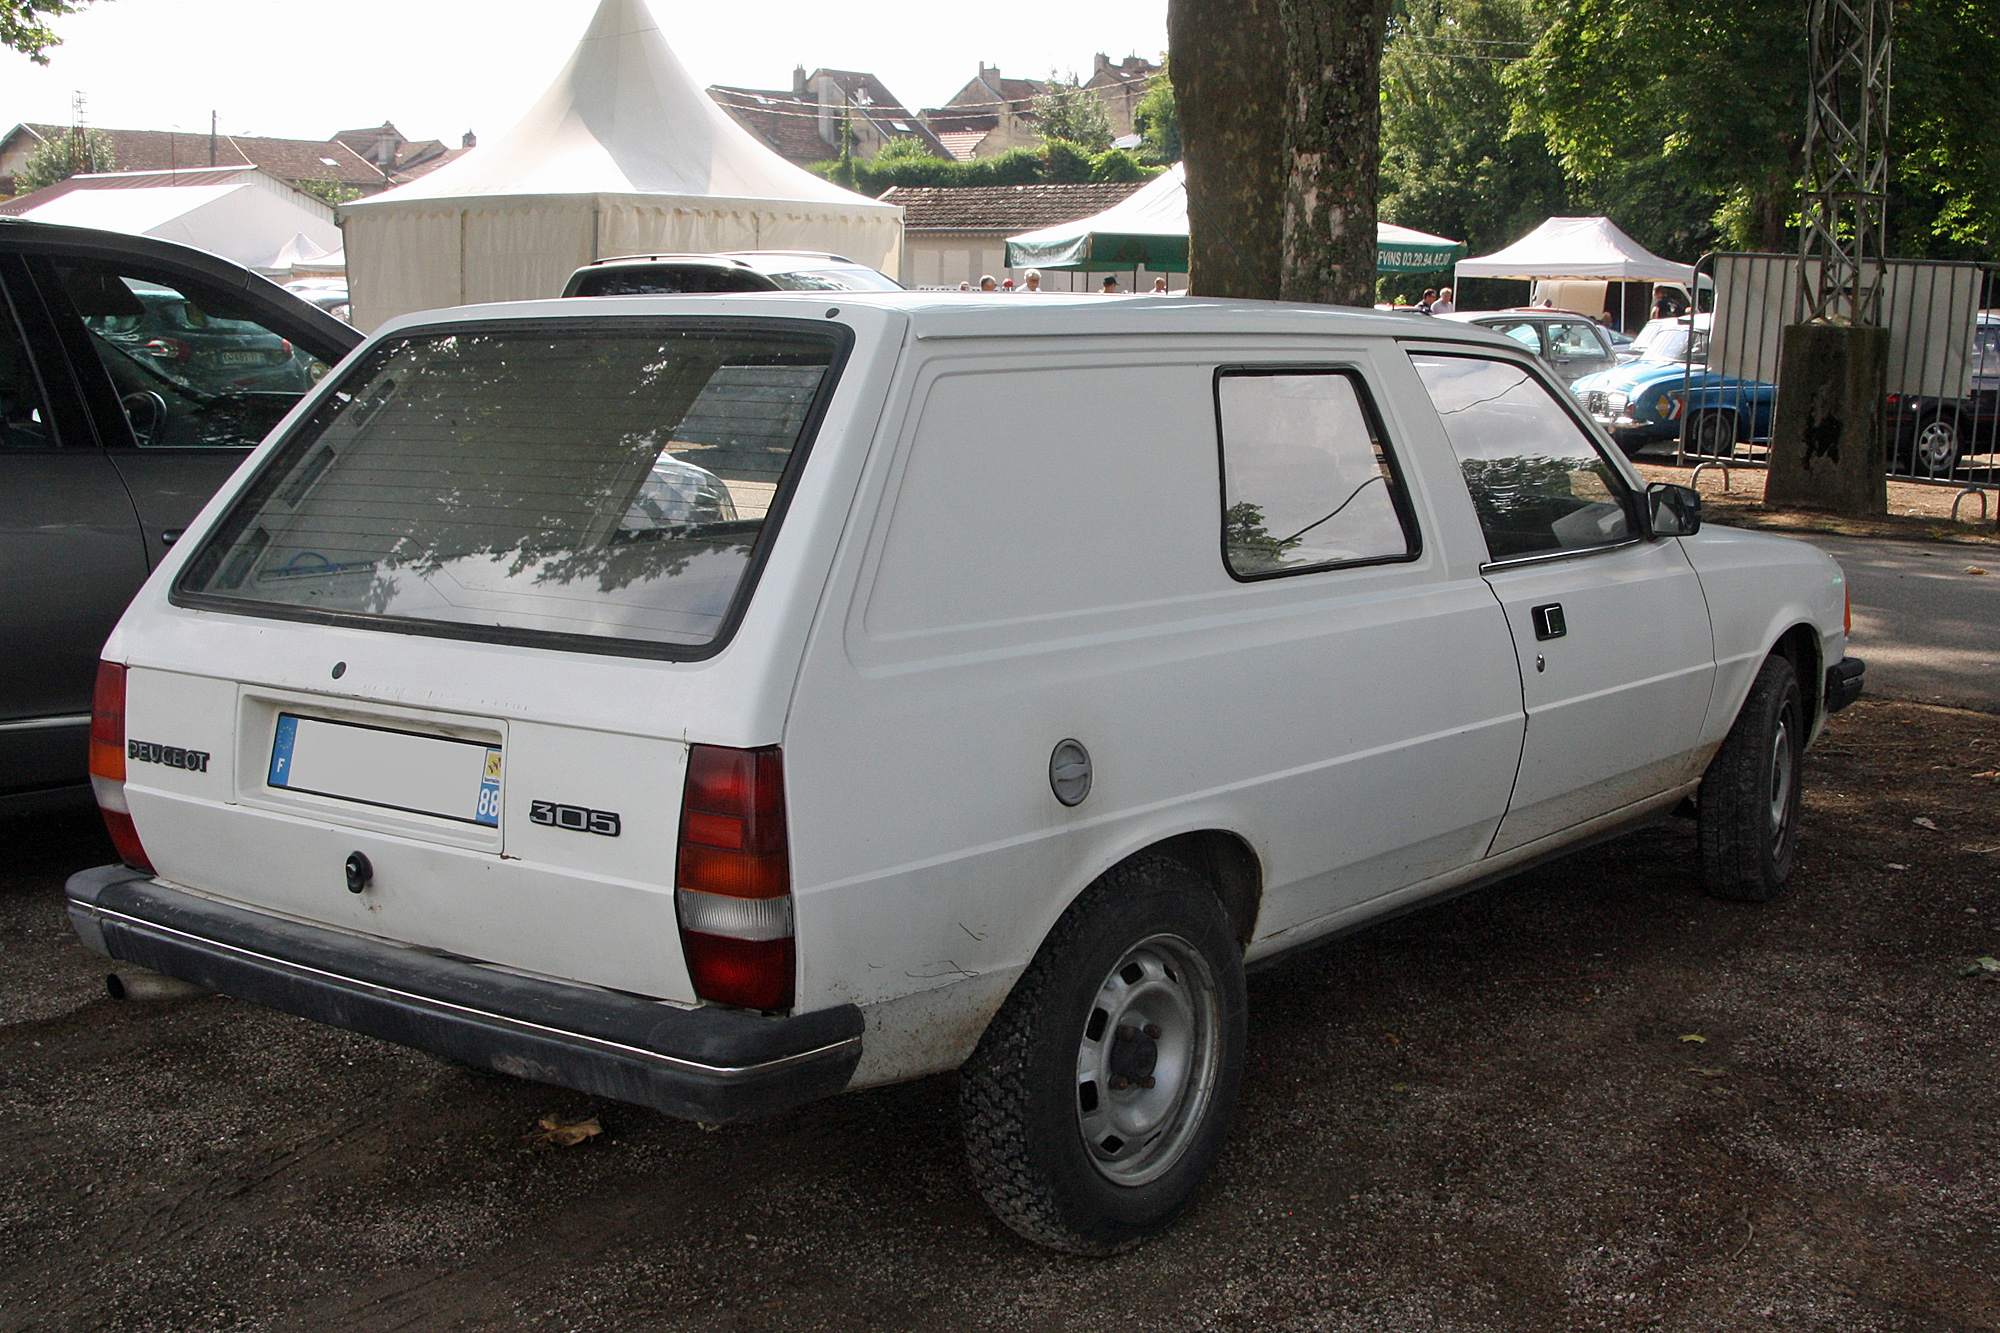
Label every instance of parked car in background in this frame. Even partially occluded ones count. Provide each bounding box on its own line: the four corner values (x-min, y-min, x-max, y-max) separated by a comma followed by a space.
563, 251, 903, 297
0, 218, 360, 813
1883, 311, 1998, 477
71, 291, 1858, 1256
1571, 315, 1779, 456
1440, 309, 1619, 384
282, 279, 352, 325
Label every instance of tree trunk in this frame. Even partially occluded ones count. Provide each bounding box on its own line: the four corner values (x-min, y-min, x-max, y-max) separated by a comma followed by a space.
1169, 0, 1286, 299
1279, 0, 1394, 306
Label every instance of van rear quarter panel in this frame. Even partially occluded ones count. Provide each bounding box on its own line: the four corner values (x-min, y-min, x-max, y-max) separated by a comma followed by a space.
783, 337, 1526, 1079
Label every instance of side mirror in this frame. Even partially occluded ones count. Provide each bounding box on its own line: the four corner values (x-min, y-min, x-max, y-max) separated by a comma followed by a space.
1646, 482, 1702, 537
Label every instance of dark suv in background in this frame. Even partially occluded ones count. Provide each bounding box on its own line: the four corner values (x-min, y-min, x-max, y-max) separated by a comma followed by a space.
562, 250, 903, 297
0, 218, 360, 812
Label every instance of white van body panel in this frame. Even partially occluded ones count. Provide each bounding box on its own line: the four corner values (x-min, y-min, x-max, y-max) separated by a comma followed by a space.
781, 333, 1528, 1060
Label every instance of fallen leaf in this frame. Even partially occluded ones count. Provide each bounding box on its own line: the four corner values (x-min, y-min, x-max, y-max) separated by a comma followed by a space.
1964, 566, 1988, 576
1969, 771, 1999, 780
1955, 958, 2000, 979
1885, 863, 1909, 871
1695, 1067, 1728, 1078
1913, 817, 1940, 830
533, 1115, 602, 1147
1679, 1033, 1708, 1044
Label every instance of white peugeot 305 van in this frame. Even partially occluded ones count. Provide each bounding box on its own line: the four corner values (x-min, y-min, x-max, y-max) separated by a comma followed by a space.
70, 293, 1861, 1253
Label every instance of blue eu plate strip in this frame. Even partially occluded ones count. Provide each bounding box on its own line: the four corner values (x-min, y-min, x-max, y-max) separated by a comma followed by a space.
268, 715, 299, 788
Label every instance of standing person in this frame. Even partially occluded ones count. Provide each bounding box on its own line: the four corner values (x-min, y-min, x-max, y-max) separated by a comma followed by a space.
1100, 276, 1122, 293
979, 275, 998, 292
958, 281, 972, 291
1151, 277, 1170, 293
1022, 270, 1043, 292
1417, 288, 1439, 313
1432, 286, 1455, 314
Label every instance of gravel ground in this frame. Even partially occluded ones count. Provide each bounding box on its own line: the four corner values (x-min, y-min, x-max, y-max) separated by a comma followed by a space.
2, 697, 1996, 1333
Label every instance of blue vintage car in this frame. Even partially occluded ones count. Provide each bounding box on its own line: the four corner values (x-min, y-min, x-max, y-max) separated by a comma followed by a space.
1572, 320, 1777, 457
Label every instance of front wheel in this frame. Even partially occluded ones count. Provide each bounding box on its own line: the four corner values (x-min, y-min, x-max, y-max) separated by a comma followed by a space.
959, 856, 1247, 1254
1699, 654, 1804, 902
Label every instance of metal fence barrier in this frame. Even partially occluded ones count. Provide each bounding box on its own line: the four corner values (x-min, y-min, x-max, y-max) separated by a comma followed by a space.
1650, 253, 1998, 518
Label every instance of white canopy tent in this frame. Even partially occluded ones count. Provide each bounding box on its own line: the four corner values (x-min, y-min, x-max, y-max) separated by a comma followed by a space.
341, 0, 901, 330
1454, 216, 1695, 283
16, 181, 344, 277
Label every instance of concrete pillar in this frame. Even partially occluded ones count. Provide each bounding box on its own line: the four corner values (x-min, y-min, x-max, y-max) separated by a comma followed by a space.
1766, 323, 1889, 516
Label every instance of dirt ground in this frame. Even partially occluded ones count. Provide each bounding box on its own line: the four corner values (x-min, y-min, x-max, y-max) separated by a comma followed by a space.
1632, 462, 2000, 549
2, 696, 1996, 1333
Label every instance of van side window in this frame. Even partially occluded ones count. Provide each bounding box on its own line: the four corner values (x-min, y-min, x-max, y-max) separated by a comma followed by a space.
1216, 369, 1417, 579
1409, 352, 1636, 563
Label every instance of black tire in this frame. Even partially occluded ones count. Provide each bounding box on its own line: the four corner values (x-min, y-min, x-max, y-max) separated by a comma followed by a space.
959, 855, 1247, 1254
1699, 654, 1805, 902
1687, 409, 1738, 458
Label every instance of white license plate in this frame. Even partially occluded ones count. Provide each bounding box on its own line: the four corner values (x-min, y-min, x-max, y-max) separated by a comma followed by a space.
267, 715, 502, 826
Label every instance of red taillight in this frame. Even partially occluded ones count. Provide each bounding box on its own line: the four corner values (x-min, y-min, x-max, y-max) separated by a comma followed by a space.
89, 661, 126, 783
143, 336, 192, 363
1845, 586, 1852, 635
677, 745, 793, 1011
89, 661, 153, 873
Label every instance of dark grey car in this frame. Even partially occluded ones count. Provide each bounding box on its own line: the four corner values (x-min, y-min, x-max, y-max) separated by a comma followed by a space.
0, 219, 360, 812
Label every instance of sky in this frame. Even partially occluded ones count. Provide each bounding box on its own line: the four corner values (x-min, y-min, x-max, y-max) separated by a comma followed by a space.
7, 0, 1169, 144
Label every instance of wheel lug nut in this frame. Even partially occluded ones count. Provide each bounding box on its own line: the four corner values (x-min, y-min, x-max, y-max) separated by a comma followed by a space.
1143, 1023, 1161, 1040
1116, 1024, 1139, 1042
1109, 1076, 1129, 1091
1139, 1076, 1156, 1090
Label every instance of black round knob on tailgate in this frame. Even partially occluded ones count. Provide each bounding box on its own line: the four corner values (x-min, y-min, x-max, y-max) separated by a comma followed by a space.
344, 852, 373, 894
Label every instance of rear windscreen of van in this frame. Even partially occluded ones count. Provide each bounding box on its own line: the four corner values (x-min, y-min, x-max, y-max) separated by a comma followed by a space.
174, 322, 844, 655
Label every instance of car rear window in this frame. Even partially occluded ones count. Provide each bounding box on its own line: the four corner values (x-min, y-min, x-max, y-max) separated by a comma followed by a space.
174, 320, 845, 657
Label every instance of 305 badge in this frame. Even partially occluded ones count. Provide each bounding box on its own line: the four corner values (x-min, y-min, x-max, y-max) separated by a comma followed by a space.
529, 801, 621, 837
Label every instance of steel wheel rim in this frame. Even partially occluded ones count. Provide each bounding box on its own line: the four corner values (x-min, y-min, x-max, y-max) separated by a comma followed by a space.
1915, 420, 1958, 473
1768, 713, 1796, 842
1074, 933, 1221, 1187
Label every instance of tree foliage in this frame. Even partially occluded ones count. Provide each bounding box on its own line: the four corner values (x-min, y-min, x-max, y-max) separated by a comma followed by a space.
1132, 58, 1182, 165
1031, 72, 1115, 153
814, 143, 1161, 197
2, 0, 95, 64
297, 175, 363, 207
14, 127, 115, 193
1377, 0, 1568, 303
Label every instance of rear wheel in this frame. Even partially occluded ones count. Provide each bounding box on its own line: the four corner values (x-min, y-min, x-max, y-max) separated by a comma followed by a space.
1906, 412, 1963, 477
959, 856, 1246, 1254
1687, 409, 1738, 458
1699, 654, 1804, 902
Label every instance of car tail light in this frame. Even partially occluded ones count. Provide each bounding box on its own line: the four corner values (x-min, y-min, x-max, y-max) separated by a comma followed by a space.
89, 661, 153, 873
676, 745, 793, 1011
1845, 587, 1852, 636
143, 337, 192, 363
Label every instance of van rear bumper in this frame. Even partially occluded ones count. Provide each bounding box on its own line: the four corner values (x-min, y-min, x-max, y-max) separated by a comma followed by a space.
66, 865, 862, 1124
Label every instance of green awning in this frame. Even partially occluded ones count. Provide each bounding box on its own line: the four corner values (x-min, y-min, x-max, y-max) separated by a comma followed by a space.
1006, 166, 1465, 275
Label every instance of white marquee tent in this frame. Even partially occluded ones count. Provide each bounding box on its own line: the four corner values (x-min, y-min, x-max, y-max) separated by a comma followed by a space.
12, 175, 344, 277
1454, 216, 1695, 283
341, 0, 902, 329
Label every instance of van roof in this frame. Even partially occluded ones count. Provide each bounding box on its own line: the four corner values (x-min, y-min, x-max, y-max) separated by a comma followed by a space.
371, 290, 1526, 351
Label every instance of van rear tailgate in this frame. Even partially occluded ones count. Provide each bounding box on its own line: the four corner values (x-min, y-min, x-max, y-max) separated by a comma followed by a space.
120, 664, 698, 1003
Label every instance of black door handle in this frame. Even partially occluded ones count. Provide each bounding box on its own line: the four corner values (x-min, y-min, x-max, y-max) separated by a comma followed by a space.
1531, 603, 1567, 640
160, 528, 184, 547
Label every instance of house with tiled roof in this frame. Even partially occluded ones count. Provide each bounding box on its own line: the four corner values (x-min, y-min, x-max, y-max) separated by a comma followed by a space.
0, 122, 473, 199
708, 68, 949, 169
333, 122, 475, 185
921, 64, 1050, 162
1082, 54, 1163, 140
882, 181, 1149, 289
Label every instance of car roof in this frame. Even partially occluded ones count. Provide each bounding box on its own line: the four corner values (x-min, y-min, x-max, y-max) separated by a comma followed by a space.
0, 216, 361, 364
374, 289, 1535, 351
574, 251, 868, 274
